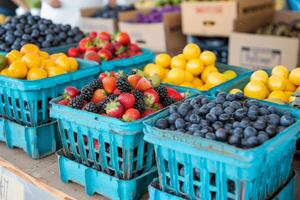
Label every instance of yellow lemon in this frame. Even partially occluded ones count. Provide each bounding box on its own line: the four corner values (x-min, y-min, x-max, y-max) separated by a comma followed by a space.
229, 88, 243, 94
244, 80, 269, 100
272, 65, 289, 79
192, 78, 203, 87
39, 51, 49, 59
201, 66, 218, 82
267, 76, 286, 91
186, 58, 204, 76
180, 82, 194, 88
289, 68, 300, 85
143, 63, 156, 76
177, 54, 185, 60
20, 43, 39, 54
47, 67, 67, 77
285, 91, 292, 98
8, 60, 28, 79
0, 68, 9, 76
250, 70, 269, 84
162, 77, 172, 84
50, 53, 67, 62
68, 58, 79, 72
268, 90, 288, 103
197, 84, 209, 91
200, 50, 216, 66
184, 71, 194, 82
289, 96, 296, 103
206, 72, 227, 88
22, 52, 41, 69
170, 56, 186, 70
27, 68, 48, 80
55, 55, 71, 72
183, 43, 201, 60
167, 68, 185, 85
284, 79, 296, 92
148, 64, 166, 80
6, 50, 22, 64
155, 53, 171, 68
265, 98, 286, 105
41, 59, 56, 70
223, 70, 237, 80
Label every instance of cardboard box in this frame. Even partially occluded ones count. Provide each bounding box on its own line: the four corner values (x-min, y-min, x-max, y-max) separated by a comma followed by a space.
79, 7, 118, 34
229, 11, 300, 70
181, 0, 274, 37
118, 10, 186, 53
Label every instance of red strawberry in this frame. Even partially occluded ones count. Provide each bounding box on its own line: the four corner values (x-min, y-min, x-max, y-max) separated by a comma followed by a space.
144, 89, 159, 106
67, 48, 79, 57
117, 52, 128, 59
128, 74, 141, 88
129, 43, 140, 52
103, 43, 115, 53
97, 32, 111, 42
122, 108, 141, 122
114, 32, 131, 46
136, 77, 152, 91
84, 51, 101, 63
102, 76, 116, 94
91, 89, 107, 104
113, 42, 126, 55
113, 88, 121, 95
99, 72, 108, 81
83, 135, 88, 145
86, 46, 98, 53
58, 99, 70, 106
165, 86, 183, 101
78, 37, 92, 53
89, 32, 97, 39
128, 50, 138, 57
105, 100, 125, 118
152, 102, 164, 110
81, 100, 88, 110
93, 139, 99, 150
141, 109, 156, 118
97, 49, 112, 61
118, 93, 136, 110
64, 87, 80, 99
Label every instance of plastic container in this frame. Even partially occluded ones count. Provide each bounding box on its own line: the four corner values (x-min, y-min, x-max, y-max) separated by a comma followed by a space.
148, 171, 296, 200
50, 84, 200, 180
57, 149, 157, 200
0, 117, 58, 159
101, 48, 155, 73
143, 94, 300, 200
0, 59, 100, 126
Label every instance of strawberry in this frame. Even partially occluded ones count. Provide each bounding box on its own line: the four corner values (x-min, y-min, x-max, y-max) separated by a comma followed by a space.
64, 87, 80, 99
113, 88, 121, 95
144, 89, 159, 106
99, 72, 108, 81
67, 48, 79, 57
129, 43, 140, 52
102, 76, 116, 94
97, 32, 111, 42
84, 51, 101, 63
97, 49, 112, 61
83, 135, 88, 145
136, 77, 152, 91
58, 99, 70, 106
113, 42, 126, 55
105, 100, 125, 118
152, 102, 164, 110
89, 32, 97, 39
103, 43, 115, 53
93, 139, 99, 150
122, 108, 141, 122
117, 52, 128, 59
78, 37, 92, 53
118, 93, 135, 110
81, 100, 88, 110
128, 74, 141, 88
91, 89, 107, 104
165, 86, 184, 101
128, 50, 138, 57
141, 109, 156, 118
86, 46, 98, 53
114, 32, 131, 46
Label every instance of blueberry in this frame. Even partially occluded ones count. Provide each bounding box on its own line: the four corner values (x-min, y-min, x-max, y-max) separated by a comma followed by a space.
205, 133, 216, 140
228, 135, 241, 146
188, 124, 201, 133
178, 103, 192, 117
246, 99, 259, 107
207, 102, 216, 109
226, 94, 236, 101
268, 114, 280, 126
215, 96, 225, 104
224, 106, 234, 115
234, 108, 247, 121
258, 107, 269, 115
31, 30, 39, 38
189, 114, 200, 124
178, 128, 185, 133
233, 127, 243, 137
184, 111, 193, 122
200, 128, 209, 135
169, 105, 178, 114
168, 113, 180, 124
265, 125, 277, 137
216, 128, 228, 141
210, 107, 223, 116
58, 32, 67, 40
201, 97, 209, 105
14, 30, 22, 37
193, 130, 204, 137
170, 125, 176, 131
46, 34, 54, 42
199, 105, 209, 115
212, 121, 223, 130
239, 119, 250, 129
253, 120, 266, 131
246, 136, 259, 148
280, 115, 295, 126
247, 111, 257, 121
267, 106, 277, 114
175, 118, 185, 129
233, 121, 240, 128
223, 101, 231, 107
224, 124, 233, 132
217, 92, 227, 99
200, 120, 210, 127
190, 99, 199, 106
22, 34, 31, 41
277, 126, 286, 133
206, 113, 217, 122
193, 104, 201, 110
185, 122, 191, 128
38, 24, 47, 31
249, 105, 258, 111
244, 126, 257, 138
257, 133, 269, 144
219, 113, 231, 122
235, 92, 244, 100
155, 119, 169, 129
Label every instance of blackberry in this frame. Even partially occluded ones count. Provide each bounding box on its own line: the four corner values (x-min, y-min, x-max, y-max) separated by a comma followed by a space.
116, 77, 131, 93
161, 97, 176, 107
154, 86, 167, 101
84, 102, 98, 113
89, 79, 103, 91
99, 94, 118, 113
70, 95, 84, 109
134, 99, 146, 113
132, 90, 143, 99
81, 85, 94, 101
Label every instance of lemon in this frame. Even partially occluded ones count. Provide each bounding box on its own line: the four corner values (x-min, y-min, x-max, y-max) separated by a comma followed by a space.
223, 70, 237, 80
155, 54, 171, 68
47, 67, 67, 77
167, 68, 185, 85
22, 52, 41, 69
184, 71, 194, 82
268, 91, 288, 103
6, 50, 22, 64
200, 50, 216, 66
27, 68, 48, 80
183, 43, 201, 60
39, 51, 49, 59
68, 58, 79, 72
144, 63, 156, 76
197, 85, 208, 91
289, 96, 296, 103
267, 76, 286, 91
180, 82, 194, 88
250, 70, 269, 84
244, 81, 269, 100
41, 59, 56, 71
289, 68, 300, 85
55, 55, 71, 72
177, 54, 185, 60
148, 64, 165, 80
186, 58, 204, 76
284, 79, 296, 92
192, 78, 203, 87
20, 43, 39, 54
170, 56, 186, 70
272, 65, 289, 78
0, 68, 9, 76
229, 88, 243, 94
206, 72, 227, 88
265, 98, 286, 105
8, 60, 28, 79
201, 66, 218, 82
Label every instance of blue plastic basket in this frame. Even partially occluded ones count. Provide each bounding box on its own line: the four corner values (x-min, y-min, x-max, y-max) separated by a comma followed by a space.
143, 94, 300, 200
57, 150, 157, 200
101, 48, 155, 73
0, 59, 100, 126
148, 171, 296, 200
0, 117, 58, 159
50, 85, 199, 180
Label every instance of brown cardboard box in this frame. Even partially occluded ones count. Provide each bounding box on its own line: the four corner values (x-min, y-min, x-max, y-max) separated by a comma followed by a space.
229, 11, 300, 70
181, 0, 274, 37
79, 7, 118, 34
118, 10, 186, 53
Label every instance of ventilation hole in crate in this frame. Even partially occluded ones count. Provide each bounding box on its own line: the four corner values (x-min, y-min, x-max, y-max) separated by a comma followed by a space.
210, 191, 216, 200
210, 173, 216, 186
133, 147, 138, 158
47, 97, 52, 104
64, 129, 69, 140
93, 139, 99, 150
227, 198, 234, 200
164, 160, 169, 172
11, 110, 14, 117
76, 146, 80, 155
86, 150, 89, 157
133, 160, 137, 170
193, 168, 200, 181
179, 181, 184, 192
8, 97, 12, 106
105, 142, 110, 153
1, 95, 4, 103
143, 155, 147, 164
82, 135, 87, 145
17, 111, 21, 119
95, 152, 100, 161
67, 143, 71, 151
37, 100, 42, 110
119, 161, 123, 170
74, 132, 78, 143
26, 113, 30, 122
117, 147, 122, 157
166, 176, 171, 186
227, 179, 235, 194
178, 163, 184, 177
24, 101, 29, 110
143, 143, 148, 154
16, 99, 20, 108
194, 186, 200, 198
107, 157, 111, 166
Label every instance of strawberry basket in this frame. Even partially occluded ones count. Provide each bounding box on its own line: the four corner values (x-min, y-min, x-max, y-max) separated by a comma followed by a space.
0, 59, 100, 126
50, 84, 200, 180
143, 93, 300, 200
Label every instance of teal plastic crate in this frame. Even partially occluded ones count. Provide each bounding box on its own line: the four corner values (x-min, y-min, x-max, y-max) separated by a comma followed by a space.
101, 48, 155, 73
57, 150, 157, 200
148, 171, 296, 200
143, 94, 300, 200
50, 84, 199, 180
0, 117, 58, 159
0, 59, 100, 126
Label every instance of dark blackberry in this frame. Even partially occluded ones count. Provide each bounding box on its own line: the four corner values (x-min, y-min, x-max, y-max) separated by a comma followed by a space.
84, 102, 98, 113
161, 97, 176, 107
134, 99, 146, 113
81, 85, 94, 101
116, 77, 131, 93
70, 95, 84, 109
132, 90, 143, 99
154, 86, 167, 101
89, 79, 103, 91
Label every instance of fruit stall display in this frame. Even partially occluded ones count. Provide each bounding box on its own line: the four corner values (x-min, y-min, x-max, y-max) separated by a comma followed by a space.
50, 71, 198, 199
142, 43, 250, 91
144, 92, 300, 199
0, 13, 85, 53
92, 4, 135, 20
256, 20, 300, 38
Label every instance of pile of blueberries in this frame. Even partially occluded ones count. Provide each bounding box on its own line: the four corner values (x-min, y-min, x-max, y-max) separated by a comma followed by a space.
155, 92, 296, 149
0, 13, 85, 52
93, 5, 135, 19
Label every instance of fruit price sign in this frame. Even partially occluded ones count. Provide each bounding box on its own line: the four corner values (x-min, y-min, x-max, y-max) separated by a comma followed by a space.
0, 167, 24, 200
